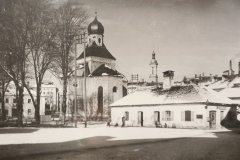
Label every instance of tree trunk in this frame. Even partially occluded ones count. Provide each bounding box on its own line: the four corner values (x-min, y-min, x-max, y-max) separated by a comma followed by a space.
1, 82, 8, 121
17, 86, 24, 126
1, 97, 6, 121
35, 85, 41, 125
62, 74, 68, 123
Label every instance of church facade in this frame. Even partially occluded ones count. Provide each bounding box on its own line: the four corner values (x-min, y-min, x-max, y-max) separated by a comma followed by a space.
68, 15, 127, 120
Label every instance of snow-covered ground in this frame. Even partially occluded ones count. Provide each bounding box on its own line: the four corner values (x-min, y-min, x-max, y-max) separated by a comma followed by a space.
0, 125, 229, 145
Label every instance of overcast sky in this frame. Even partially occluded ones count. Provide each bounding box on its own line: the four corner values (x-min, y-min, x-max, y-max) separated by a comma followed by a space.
73, 0, 240, 81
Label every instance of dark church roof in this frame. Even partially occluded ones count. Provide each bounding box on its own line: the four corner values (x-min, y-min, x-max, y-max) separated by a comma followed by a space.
77, 42, 116, 60
90, 64, 123, 77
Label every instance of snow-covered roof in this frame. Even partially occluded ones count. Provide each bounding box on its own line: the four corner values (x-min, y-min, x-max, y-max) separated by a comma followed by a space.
110, 85, 238, 107
208, 80, 229, 90
219, 87, 240, 99
208, 76, 240, 90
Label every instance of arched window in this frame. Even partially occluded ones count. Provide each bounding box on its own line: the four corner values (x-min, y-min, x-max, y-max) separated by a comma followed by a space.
98, 38, 101, 44
113, 86, 117, 93
122, 86, 127, 97
97, 86, 103, 115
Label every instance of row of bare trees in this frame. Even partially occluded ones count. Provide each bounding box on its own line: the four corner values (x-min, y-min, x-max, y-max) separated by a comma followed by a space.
0, 0, 88, 125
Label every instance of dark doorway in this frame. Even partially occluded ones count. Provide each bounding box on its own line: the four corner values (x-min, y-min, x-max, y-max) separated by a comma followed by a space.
97, 86, 103, 116
209, 111, 216, 129
138, 111, 143, 127
154, 111, 160, 123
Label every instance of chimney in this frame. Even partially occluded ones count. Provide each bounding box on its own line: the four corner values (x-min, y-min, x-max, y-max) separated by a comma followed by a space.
163, 70, 174, 89
229, 60, 233, 76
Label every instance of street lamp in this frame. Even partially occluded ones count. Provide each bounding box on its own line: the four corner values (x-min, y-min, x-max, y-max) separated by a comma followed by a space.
74, 31, 87, 128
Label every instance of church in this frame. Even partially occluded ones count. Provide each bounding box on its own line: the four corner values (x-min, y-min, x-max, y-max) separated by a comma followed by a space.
67, 15, 127, 120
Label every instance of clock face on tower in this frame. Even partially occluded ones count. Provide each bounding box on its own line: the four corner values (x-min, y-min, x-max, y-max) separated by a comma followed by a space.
91, 24, 98, 30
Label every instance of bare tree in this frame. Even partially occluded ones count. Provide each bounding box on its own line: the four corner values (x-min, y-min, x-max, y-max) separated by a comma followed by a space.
24, 0, 58, 125
53, 0, 88, 121
0, 0, 44, 125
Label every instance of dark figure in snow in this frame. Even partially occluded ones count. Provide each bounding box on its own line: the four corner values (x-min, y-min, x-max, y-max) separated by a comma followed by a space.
107, 119, 111, 127
164, 123, 168, 128
122, 117, 126, 127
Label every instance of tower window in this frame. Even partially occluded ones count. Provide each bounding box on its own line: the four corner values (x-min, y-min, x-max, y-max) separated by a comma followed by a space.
98, 38, 101, 44
113, 86, 117, 92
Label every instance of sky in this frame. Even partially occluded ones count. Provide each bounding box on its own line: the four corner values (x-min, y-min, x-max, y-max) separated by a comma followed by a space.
72, 0, 240, 81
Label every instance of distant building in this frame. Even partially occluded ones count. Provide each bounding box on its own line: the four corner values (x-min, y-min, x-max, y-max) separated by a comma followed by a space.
110, 85, 238, 129
68, 15, 127, 120
0, 83, 45, 120
32, 81, 60, 115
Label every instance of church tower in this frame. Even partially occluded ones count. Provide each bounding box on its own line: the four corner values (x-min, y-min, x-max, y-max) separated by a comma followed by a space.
77, 13, 116, 73
73, 13, 127, 120
149, 51, 158, 85
87, 12, 104, 47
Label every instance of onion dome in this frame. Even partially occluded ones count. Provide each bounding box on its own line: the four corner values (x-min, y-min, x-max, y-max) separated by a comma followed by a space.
150, 51, 158, 65
87, 14, 104, 35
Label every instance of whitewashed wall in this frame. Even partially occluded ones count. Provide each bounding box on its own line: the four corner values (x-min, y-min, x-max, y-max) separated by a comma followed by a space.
111, 104, 230, 129
69, 75, 127, 118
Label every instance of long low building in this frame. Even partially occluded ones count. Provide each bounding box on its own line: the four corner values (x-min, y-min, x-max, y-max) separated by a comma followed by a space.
110, 85, 239, 129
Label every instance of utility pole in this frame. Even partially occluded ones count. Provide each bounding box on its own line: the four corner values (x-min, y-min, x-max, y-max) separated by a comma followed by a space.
81, 32, 87, 128
79, 31, 87, 128
74, 36, 79, 128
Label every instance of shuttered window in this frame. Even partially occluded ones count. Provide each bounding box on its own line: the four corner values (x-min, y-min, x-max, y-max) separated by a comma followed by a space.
181, 110, 194, 122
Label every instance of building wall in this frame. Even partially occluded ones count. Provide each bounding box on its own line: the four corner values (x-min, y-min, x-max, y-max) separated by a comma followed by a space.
1, 94, 46, 119
68, 75, 127, 119
111, 104, 230, 129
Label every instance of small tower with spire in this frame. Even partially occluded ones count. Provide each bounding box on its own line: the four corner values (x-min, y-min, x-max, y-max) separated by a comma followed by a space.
87, 11, 104, 47
149, 51, 158, 86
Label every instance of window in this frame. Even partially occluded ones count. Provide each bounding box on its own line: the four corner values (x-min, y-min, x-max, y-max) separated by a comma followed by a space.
113, 86, 117, 93
13, 98, 17, 103
164, 111, 173, 121
181, 110, 194, 121
98, 38, 101, 44
28, 109, 31, 115
28, 99, 31, 103
5, 109, 8, 116
185, 110, 191, 121
122, 86, 127, 97
125, 111, 129, 121
5, 98, 9, 103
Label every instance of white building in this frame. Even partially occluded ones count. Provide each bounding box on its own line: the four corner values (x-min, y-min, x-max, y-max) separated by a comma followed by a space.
1, 88, 45, 120
110, 85, 238, 129
32, 82, 60, 115
68, 15, 128, 120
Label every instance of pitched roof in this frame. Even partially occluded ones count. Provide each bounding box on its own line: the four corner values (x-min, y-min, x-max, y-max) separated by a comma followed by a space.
90, 64, 123, 77
77, 43, 116, 60
110, 85, 238, 107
